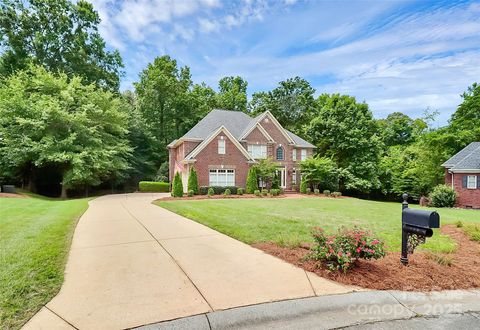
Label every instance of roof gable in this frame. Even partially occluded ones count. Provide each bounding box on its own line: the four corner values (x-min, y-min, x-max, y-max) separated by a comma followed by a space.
443, 142, 480, 171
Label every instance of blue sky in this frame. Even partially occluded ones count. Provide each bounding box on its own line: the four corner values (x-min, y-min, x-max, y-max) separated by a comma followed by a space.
91, 0, 480, 125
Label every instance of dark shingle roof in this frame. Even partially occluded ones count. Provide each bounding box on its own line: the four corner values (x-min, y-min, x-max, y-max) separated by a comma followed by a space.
178, 109, 315, 148
182, 109, 252, 140
442, 142, 480, 170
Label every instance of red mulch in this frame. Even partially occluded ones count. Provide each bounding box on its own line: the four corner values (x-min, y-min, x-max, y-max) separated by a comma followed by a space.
252, 225, 480, 291
0, 193, 26, 198
157, 194, 289, 201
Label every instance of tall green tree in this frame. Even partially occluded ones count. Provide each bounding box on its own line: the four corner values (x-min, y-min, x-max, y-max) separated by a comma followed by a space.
377, 112, 426, 146
216, 76, 248, 112
0, 65, 131, 197
0, 0, 123, 91
249, 77, 315, 133
306, 94, 382, 192
254, 158, 278, 190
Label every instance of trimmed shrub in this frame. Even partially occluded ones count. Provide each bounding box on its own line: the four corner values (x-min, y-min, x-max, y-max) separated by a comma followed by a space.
207, 187, 215, 196
171, 172, 183, 197
331, 191, 342, 198
430, 185, 457, 208
300, 179, 307, 194
198, 186, 238, 195
187, 167, 199, 195
306, 188, 312, 195
187, 190, 194, 197
261, 189, 268, 196
312, 227, 386, 272
323, 190, 331, 196
270, 189, 280, 196
237, 188, 244, 195
246, 167, 259, 194
224, 188, 231, 196
138, 181, 169, 192
199, 186, 209, 195
314, 188, 320, 195
254, 189, 261, 197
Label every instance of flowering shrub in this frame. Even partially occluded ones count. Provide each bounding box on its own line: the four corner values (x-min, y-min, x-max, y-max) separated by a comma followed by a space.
311, 227, 386, 272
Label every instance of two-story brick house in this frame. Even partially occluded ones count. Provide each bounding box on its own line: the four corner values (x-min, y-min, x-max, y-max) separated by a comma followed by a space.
442, 142, 480, 209
168, 109, 315, 192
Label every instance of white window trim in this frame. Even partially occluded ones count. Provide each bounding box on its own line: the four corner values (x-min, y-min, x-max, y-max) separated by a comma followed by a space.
276, 146, 284, 160
247, 144, 267, 159
467, 175, 477, 189
218, 138, 225, 154
292, 149, 296, 161
292, 169, 297, 185
209, 169, 235, 187
301, 149, 307, 161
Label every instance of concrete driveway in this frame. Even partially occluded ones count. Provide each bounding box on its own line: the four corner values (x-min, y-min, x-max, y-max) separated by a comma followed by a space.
24, 193, 356, 330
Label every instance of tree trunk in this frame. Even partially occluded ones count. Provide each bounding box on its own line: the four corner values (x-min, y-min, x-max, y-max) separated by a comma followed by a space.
60, 183, 67, 199
27, 165, 37, 193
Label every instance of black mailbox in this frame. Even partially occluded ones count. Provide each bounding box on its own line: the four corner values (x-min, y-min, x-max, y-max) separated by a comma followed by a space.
400, 194, 440, 265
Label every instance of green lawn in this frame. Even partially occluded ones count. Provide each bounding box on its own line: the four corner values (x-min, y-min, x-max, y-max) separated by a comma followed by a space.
156, 197, 480, 253
0, 196, 89, 329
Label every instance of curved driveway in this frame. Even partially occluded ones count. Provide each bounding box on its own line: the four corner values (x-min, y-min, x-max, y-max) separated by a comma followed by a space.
24, 193, 355, 330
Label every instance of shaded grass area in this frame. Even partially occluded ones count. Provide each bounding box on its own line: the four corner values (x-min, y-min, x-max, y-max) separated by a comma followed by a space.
156, 197, 479, 253
0, 196, 89, 329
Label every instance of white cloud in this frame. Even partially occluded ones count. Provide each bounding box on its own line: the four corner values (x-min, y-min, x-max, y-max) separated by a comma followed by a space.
198, 18, 219, 33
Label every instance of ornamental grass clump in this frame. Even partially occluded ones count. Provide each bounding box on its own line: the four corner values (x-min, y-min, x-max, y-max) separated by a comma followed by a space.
311, 227, 386, 272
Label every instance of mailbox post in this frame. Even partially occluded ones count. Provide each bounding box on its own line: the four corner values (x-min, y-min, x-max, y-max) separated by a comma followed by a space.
400, 193, 440, 265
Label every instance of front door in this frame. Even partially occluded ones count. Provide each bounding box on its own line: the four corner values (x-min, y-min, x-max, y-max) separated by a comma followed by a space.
277, 167, 286, 188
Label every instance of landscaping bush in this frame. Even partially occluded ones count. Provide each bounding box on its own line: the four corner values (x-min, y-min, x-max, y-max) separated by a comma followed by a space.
312, 227, 386, 272
323, 190, 331, 196
171, 172, 183, 197
199, 186, 209, 195
463, 223, 480, 242
138, 181, 169, 192
300, 179, 307, 194
224, 188, 231, 196
199, 186, 238, 195
331, 191, 342, 198
246, 167, 259, 194
270, 189, 279, 196
430, 185, 457, 208
187, 167, 199, 195
314, 188, 320, 195
237, 188, 244, 195
306, 188, 311, 195
254, 189, 261, 197
207, 187, 214, 197
261, 189, 268, 196
188, 190, 194, 197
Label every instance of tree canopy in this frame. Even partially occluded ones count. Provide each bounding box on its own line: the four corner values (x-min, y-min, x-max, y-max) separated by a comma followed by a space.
0, 0, 123, 91
0, 65, 131, 196
216, 76, 248, 112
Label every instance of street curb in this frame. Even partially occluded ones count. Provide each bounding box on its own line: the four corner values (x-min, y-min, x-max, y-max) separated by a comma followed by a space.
134, 289, 480, 330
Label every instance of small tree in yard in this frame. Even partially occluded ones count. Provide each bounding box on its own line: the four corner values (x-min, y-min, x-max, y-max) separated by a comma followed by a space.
255, 158, 277, 189
300, 156, 338, 191
430, 185, 457, 207
172, 172, 183, 197
187, 167, 199, 194
246, 167, 258, 194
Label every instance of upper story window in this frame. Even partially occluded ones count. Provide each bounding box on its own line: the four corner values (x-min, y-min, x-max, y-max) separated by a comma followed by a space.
301, 149, 307, 160
467, 175, 477, 189
276, 146, 284, 160
218, 138, 225, 154
248, 145, 267, 159
292, 149, 297, 161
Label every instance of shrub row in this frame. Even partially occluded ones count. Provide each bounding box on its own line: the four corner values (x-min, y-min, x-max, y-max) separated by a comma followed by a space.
138, 181, 169, 192
199, 186, 238, 195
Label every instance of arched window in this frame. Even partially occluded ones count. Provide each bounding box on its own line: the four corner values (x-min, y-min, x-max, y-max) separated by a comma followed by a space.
276, 146, 284, 160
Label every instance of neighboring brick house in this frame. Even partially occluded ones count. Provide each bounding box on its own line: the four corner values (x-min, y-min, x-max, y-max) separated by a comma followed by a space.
168, 109, 315, 192
442, 142, 480, 209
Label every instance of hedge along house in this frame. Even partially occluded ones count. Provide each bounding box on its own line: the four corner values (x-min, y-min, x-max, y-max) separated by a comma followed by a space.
442, 142, 480, 209
167, 109, 315, 192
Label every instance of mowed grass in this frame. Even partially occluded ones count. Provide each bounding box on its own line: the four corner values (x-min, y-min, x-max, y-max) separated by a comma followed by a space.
156, 197, 480, 253
0, 196, 89, 329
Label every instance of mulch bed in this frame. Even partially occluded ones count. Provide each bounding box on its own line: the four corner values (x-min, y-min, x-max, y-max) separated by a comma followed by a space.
252, 224, 480, 291
157, 194, 289, 201
0, 193, 26, 198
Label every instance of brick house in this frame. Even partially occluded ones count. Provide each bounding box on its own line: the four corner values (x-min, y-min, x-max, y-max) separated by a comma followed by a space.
442, 142, 480, 209
168, 109, 315, 192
